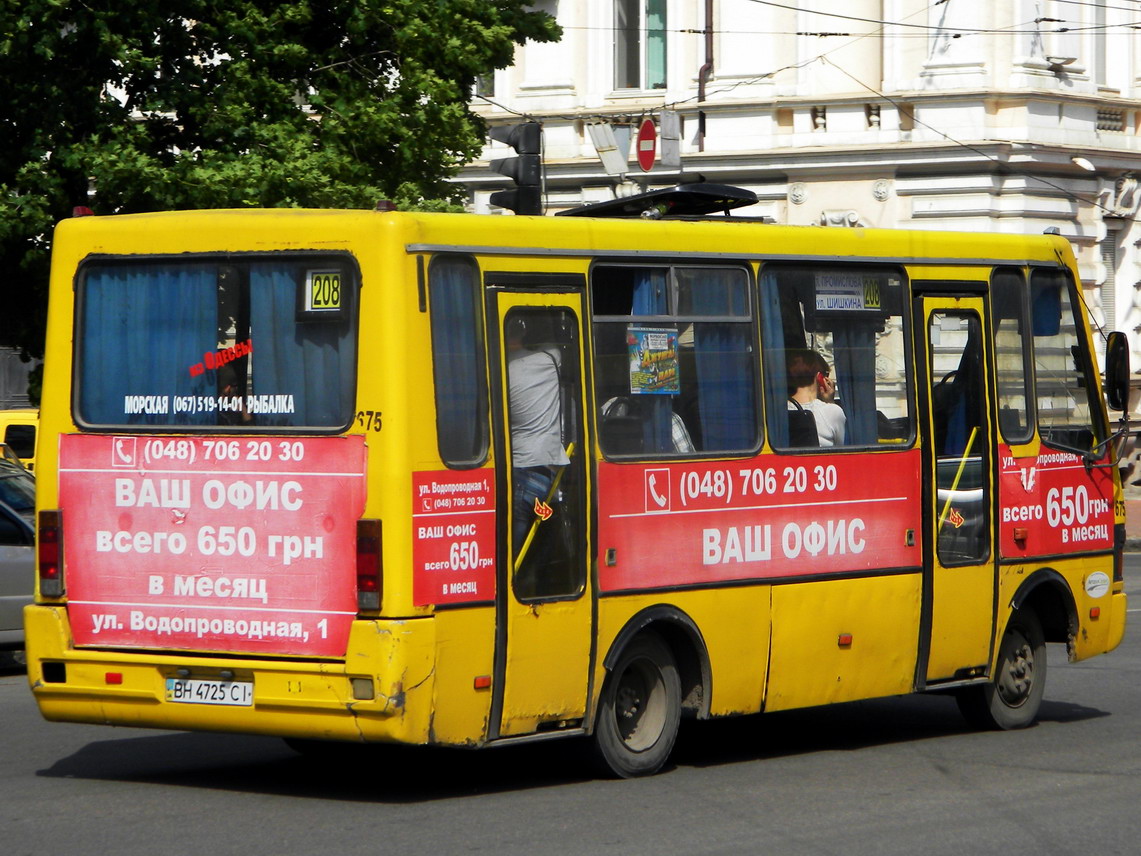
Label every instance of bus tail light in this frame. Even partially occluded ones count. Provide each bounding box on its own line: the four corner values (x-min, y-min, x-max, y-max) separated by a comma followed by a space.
38, 509, 64, 597
357, 519, 382, 610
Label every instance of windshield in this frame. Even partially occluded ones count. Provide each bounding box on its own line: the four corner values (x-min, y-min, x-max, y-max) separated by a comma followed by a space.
75, 255, 359, 430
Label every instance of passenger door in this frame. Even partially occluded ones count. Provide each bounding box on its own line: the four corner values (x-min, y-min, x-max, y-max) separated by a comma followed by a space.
914, 292, 997, 685
488, 283, 594, 738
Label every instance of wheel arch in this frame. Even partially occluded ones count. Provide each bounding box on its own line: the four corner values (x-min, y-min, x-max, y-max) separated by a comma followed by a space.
602, 605, 712, 720
1009, 567, 1078, 649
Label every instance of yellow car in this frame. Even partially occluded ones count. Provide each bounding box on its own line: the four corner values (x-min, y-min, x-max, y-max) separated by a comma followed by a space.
0, 409, 36, 471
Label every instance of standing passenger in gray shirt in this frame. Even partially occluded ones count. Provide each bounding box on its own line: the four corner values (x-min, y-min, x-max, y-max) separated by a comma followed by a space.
507, 316, 569, 552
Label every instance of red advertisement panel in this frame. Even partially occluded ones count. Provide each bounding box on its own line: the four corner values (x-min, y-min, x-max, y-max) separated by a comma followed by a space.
998, 444, 1115, 557
598, 450, 922, 591
60, 434, 367, 657
412, 470, 496, 605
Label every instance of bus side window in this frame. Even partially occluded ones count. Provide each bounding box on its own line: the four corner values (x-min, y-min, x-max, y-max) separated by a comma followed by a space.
992, 268, 1034, 444
1030, 269, 1105, 451
429, 255, 489, 467
761, 264, 913, 451
592, 264, 757, 457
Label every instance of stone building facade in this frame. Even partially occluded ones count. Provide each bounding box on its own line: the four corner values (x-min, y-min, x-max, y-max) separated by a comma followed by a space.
459, 1, 1141, 400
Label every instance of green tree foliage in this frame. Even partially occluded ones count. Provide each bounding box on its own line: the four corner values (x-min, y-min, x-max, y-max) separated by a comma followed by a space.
0, 0, 559, 356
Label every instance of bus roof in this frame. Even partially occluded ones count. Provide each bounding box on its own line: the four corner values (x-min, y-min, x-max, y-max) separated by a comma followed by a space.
54, 207, 1076, 271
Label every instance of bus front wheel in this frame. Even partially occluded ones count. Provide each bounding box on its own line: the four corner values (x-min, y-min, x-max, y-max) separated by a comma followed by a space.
592, 632, 681, 778
956, 608, 1047, 730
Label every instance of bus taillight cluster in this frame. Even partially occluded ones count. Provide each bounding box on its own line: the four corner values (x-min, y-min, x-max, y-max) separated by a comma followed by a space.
38, 510, 64, 597
356, 519, 382, 610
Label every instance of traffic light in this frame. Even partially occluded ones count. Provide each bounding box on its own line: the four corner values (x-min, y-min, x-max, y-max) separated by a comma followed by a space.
489, 122, 542, 215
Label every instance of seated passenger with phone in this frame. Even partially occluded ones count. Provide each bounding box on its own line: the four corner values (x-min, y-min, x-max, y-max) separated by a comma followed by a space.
786, 349, 846, 447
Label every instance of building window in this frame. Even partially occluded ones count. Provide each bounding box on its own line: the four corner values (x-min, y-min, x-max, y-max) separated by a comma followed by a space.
1093, 0, 1107, 86
898, 104, 915, 132
614, 0, 666, 90
1101, 232, 1119, 331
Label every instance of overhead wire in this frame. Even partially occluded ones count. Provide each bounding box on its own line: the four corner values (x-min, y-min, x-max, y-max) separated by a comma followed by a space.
741, 0, 1139, 35
553, 20, 1141, 39
555, 0, 1141, 39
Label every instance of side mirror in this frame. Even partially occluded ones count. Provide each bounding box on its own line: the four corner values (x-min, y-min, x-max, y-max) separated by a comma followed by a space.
1105, 331, 1131, 412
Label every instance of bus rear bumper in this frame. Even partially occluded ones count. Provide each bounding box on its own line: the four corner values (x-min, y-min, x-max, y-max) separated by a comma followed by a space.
24, 605, 436, 744
1105, 589, 1127, 653
1071, 588, 1128, 661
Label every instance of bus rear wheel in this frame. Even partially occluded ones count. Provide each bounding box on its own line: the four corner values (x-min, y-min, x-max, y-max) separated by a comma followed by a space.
592, 632, 681, 778
956, 608, 1046, 730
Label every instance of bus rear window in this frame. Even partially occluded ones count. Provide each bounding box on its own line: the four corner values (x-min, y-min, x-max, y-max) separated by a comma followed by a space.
75, 256, 358, 430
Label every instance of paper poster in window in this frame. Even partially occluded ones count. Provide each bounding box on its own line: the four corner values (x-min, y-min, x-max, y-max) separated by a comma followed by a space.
627, 326, 679, 394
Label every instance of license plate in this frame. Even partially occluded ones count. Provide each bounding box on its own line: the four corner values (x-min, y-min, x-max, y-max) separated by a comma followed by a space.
166, 677, 253, 707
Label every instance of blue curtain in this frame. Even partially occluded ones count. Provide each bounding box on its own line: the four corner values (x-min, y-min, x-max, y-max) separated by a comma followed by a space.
80, 264, 216, 425
632, 268, 668, 315
632, 269, 673, 452
429, 258, 485, 464
249, 265, 355, 428
831, 325, 874, 445
759, 270, 788, 447
691, 269, 755, 450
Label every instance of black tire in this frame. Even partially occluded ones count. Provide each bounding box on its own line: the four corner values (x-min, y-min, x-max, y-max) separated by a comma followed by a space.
956, 608, 1047, 730
592, 633, 681, 778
